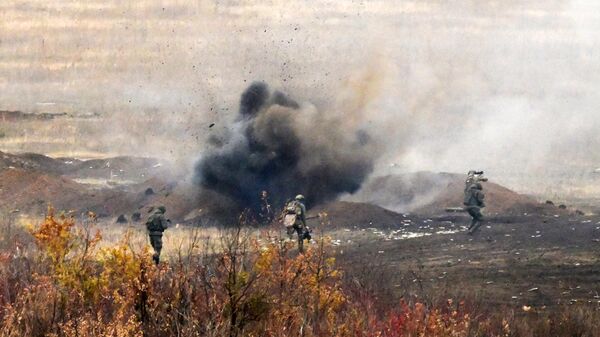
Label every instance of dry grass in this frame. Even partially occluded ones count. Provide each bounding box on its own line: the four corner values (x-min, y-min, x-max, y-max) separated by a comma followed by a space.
1, 210, 600, 336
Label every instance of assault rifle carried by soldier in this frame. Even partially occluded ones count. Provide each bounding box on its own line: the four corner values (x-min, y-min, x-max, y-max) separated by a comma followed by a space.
465, 170, 488, 190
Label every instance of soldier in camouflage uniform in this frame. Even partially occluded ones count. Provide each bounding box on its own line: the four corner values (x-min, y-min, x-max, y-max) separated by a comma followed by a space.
285, 194, 308, 253
464, 183, 485, 234
259, 190, 273, 225
146, 206, 169, 264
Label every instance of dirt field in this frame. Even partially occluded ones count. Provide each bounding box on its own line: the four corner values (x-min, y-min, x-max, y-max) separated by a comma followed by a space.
325, 212, 600, 310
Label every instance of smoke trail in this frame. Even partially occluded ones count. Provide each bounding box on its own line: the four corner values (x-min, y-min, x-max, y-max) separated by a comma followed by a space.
194, 81, 376, 210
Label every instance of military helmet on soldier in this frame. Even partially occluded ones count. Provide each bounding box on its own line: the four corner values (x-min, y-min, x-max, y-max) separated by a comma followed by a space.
295, 194, 305, 201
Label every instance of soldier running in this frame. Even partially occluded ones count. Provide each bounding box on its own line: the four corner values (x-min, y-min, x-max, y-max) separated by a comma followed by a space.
146, 206, 170, 264
464, 182, 486, 234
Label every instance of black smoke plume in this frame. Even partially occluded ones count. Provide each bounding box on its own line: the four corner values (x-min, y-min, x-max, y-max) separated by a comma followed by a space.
195, 81, 375, 212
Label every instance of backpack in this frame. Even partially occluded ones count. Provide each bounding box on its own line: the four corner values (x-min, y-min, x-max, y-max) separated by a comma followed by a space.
285, 201, 300, 215
463, 188, 476, 206
146, 214, 164, 232
283, 201, 302, 228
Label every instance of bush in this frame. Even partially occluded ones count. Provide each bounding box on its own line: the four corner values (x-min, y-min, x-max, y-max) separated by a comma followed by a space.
0, 209, 599, 337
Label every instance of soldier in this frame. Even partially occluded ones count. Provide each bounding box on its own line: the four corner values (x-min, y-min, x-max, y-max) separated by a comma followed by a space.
284, 194, 308, 252
146, 206, 170, 264
464, 182, 485, 234
258, 190, 273, 225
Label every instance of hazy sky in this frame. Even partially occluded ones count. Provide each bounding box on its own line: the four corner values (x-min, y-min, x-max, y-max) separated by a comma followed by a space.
1, 0, 600, 195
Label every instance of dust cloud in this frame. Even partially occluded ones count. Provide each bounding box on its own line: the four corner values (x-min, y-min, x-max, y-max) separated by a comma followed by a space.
1, 1, 599, 199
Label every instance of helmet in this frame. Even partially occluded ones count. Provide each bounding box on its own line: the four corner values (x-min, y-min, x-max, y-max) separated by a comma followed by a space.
156, 206, 166, 214
295, 194, 305, 201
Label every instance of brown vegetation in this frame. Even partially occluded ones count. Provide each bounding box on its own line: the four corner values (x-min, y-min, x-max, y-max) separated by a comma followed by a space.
0, 209, 598, 336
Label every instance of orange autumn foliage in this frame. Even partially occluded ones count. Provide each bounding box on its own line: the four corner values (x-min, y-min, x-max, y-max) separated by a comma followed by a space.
0, 210, 598, 337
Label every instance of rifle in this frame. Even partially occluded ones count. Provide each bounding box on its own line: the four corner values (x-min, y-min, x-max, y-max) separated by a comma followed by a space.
445, 207, 468, 213
467, 170, 488, 183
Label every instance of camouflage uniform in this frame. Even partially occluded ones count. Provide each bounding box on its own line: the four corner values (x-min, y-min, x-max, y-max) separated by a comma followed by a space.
286, 195, 308, 253
259, 190, 273, 225
146, 206, 169, 264
465, 171, 477, 192
464, 183, 485, 234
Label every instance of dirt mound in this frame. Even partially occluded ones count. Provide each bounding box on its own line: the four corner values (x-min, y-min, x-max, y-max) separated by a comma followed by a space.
0, 110, 66, 121
0, 168, 139, 217
347, 172, 558, 216
414, 175, 548, 215
311, 201, 405, 228
0, 151, 68, 174
0, 151, 168, 218
0, 151, 164, 183
0, 168, 90, 213
68, 156, 164, 182
0, 161, 203, 223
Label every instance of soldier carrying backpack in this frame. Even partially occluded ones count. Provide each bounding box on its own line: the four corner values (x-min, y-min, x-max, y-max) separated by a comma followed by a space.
283, 194, 309, 253
146, 206, 170, 264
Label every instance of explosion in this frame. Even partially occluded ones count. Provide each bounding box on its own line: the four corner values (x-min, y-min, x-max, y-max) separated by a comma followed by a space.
195, 81, 378, 211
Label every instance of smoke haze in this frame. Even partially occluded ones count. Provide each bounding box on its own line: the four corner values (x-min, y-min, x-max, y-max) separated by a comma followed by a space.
1, 0, 600, 198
